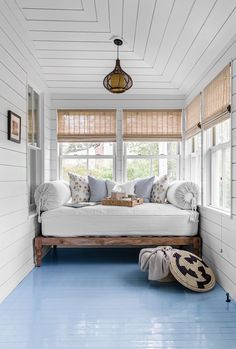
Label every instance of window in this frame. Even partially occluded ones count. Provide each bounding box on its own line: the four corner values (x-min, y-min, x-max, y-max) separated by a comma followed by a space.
57, 110, 116, 181
207, 119, 231, 211
28, 86, 40, 147
27, 85, 42, 211
202, 64, 231, 212
59, 142, 115, 181
124, 142, 179, 181
185, 133, 201, 190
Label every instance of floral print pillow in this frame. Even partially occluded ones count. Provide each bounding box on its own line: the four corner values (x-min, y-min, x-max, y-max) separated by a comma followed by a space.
68, 173, 90, 203
151, 175, 169, 203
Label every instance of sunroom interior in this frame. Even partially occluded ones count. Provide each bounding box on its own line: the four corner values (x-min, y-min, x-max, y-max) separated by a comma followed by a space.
0, 0, 236, 348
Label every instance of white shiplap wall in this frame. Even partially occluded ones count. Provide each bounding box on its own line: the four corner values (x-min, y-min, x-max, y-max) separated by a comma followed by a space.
0, 1, 52, 303
185, 35, 236, 299
50, 93, 185, 180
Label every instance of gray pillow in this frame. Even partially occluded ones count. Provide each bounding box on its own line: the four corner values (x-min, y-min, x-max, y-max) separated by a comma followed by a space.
135, 176, 155, 202
88, 176, 107, 202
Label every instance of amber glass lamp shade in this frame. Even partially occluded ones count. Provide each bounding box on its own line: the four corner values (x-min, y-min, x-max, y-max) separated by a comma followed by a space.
103, 59, 132, 93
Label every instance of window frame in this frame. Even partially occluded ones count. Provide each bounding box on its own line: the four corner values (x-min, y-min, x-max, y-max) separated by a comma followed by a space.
205, 119, 231, 213
123, 141, 180, 182
27, 84, 43, 213
185, 134, 201, 191
59, 142, 116, 181
28, 85, 41, 149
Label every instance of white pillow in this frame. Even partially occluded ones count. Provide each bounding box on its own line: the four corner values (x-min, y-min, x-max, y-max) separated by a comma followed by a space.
167, 181, 199, 209
151, 175, 169, 203
106, 180, 135, 196
68, 173, 90, 203
34, 181, 71, 213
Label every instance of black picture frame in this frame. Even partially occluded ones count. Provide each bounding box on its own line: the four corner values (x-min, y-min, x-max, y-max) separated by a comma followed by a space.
8, 110, 21, 143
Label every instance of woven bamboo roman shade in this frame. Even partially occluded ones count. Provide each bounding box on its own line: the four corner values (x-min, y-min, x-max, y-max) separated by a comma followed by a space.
57, 110, 116, 142
123, 110, 182, 141
185, 94, 201, 139
202, 64, 231, 129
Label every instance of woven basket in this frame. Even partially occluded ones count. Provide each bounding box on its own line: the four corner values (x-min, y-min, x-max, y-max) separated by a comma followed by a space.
170, 250, 216, 292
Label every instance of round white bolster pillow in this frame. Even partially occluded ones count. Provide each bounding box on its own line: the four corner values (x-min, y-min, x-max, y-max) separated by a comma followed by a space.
167, 181, 199, 210
34, 181, 71, 213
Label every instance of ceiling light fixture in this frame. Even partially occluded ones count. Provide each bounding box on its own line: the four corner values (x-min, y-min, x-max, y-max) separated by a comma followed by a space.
103, 39, 133, 93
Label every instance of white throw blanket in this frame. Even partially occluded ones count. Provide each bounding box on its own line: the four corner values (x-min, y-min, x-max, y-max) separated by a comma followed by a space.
139, 246, 175, 281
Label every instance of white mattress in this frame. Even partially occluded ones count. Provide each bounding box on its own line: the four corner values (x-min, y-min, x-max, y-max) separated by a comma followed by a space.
41, 203, 198, 237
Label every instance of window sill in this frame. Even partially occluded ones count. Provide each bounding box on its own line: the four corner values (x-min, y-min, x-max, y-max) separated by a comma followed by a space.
28, 144, 41, 151
29, 211, 37, 219
198, 204, 231, 217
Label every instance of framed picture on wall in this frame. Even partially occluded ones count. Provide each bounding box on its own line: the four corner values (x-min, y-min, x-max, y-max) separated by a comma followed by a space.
8, 111, 21, 143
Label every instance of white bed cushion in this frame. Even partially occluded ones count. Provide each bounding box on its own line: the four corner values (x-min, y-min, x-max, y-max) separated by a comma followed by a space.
34, 181, 71, 212
167, 181, 199, 210
68, 173, 90, 203
41, 203, 198, 237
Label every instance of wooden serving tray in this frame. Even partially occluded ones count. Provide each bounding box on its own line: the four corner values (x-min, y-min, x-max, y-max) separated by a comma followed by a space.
102, 197, 144, 207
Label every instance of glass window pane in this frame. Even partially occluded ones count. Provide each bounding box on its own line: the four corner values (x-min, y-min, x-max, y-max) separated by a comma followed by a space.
62, 158, 87, 181
88, 142, 113, 155
61, 143, 113, 156
152, 159, 159, 176
29, 148, 37, 206
149, 143, 159, 155
88, 159, 113, 179
158, 142, 179, 155
223, 147, 230, 210
28, 86, 33, 145
126, 142, 151, 155
215, 119, 230, 145
61, 143, 88, 156
167, 159, 177, 181
127, 159, 151, 180
167, 142, 178, 155
186, 138, 193, 156
211, 149, 222, 208
33, 91, 40, 147
194, 134, 201, 153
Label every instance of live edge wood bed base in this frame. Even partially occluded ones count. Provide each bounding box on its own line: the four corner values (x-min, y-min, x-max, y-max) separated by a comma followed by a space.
34, 235, 201, 267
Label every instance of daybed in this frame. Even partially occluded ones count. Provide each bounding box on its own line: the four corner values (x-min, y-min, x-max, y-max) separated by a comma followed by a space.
34, 180, 201, 266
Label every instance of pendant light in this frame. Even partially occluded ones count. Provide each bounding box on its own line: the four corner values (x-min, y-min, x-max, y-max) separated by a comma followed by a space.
103, 39, 133, 93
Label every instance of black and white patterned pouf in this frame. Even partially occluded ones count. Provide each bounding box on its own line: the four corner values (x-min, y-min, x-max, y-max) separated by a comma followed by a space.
170, 250, 216, 292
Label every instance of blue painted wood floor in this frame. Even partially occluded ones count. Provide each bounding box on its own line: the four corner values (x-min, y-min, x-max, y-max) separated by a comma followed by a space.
0, 248, 236, 349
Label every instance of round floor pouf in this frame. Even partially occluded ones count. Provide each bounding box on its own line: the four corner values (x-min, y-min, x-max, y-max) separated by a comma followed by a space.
169, 250, 216, 292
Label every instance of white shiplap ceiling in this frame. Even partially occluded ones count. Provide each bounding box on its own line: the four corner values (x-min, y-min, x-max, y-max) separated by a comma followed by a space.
10, 0, 236, 94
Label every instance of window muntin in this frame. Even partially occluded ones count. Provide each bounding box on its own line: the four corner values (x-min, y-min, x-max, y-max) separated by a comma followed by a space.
208, 119, 230, 212
60, 142, 115, 181
124, 142, 179, 181
185, 133, 201, 191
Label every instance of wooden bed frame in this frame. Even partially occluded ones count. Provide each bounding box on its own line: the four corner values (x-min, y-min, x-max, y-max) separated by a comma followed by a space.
34, 235, 201, 267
